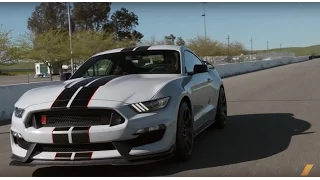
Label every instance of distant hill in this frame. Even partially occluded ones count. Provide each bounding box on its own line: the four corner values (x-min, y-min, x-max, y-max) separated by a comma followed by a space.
254, 45, 320, 56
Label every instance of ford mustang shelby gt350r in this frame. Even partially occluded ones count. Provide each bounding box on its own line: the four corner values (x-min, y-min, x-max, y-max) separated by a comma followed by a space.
10, 45, 227, 166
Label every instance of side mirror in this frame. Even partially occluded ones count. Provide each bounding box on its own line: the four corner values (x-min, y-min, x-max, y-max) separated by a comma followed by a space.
60, 72, 71, 81
201, 60, 215, 68
193, 64, 208, 74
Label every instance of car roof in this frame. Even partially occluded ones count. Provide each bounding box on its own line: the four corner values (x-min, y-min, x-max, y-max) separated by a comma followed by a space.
92, 45, 186, 57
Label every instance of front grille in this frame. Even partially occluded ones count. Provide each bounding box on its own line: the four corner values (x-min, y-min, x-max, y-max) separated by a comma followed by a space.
31, 109, 124, 128
36, 142, 115, 152
42, 116, 109, 127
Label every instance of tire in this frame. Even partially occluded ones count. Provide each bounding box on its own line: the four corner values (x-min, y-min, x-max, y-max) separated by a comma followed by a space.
214, 87, 228, 129
173, 101, 194, 161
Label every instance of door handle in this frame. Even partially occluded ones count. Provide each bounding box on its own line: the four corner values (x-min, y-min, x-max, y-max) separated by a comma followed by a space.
207, 78, 212, 82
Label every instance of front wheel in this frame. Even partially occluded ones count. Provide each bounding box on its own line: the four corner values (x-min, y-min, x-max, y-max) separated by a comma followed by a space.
173, 101, 194, 161
214, 87, 228, 129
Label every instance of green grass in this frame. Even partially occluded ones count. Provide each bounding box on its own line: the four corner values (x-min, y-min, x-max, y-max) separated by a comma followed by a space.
0, 71, 34, 76
9, 71, 34, 75
0, 62, 35, 75
0, 62, 35, 70
255, 45, 320, 56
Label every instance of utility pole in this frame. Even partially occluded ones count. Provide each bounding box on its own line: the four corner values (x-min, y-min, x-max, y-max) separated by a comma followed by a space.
267, 41, 269, 51
250, 38, 253, 60
227, 35, 230, 57
280, 44, 282, 50
67, 2, 74, 74
201, 2, 207, 40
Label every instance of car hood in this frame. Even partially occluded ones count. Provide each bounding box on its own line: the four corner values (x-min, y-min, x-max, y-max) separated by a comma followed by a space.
15, 74, 182, 108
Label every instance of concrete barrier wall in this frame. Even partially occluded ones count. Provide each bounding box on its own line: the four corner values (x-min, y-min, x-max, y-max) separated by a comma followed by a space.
0, 81, 62, 121
215, 56, 309, 78
0, 56, 310, 121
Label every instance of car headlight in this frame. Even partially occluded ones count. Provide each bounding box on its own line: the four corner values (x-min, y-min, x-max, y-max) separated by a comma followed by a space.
14, 107, 25, 118
130, 97, 170, 113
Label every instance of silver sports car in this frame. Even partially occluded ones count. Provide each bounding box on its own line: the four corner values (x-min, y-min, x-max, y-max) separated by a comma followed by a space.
10, 45, 227, 166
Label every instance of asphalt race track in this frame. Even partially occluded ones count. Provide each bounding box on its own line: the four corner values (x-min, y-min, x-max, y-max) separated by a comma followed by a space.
0, 59, 320, 176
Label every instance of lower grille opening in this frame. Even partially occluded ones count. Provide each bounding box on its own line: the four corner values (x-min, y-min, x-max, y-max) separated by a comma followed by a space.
127, 129, 166, 147
35, 142, 116, 152
13, 137, 31, 150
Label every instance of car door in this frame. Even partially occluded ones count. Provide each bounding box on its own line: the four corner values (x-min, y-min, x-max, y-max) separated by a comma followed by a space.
183, 50, 213, 130
203, 61, 220, 113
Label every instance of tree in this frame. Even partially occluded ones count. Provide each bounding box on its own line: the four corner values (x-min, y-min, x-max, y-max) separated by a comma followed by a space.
27, 2, 69, 34
141, 35, 157, 46
187, 36, 224, 57
0, 27, 22, 65
164, 34, 176, 45
108, 7, 143, 41
130, 30, 144, 42
141, 35, 169, 46
72, 30, 132, 62
176, 37, 185, 46
0, 29, 13, 64
72, 2, 112, 31
21, 29, 69, 81
228, 41, 246, 56
186, 36, 246, 57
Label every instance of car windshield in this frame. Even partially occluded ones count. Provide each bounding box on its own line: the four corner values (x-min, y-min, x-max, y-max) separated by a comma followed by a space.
71, 50, 181, 79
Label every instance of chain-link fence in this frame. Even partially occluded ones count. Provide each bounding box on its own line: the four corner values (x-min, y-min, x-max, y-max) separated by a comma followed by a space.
201, 51, 297, 65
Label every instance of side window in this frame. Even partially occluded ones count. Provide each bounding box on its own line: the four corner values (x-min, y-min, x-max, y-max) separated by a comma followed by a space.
86, 59, 113, 77
184, 51, 203, 73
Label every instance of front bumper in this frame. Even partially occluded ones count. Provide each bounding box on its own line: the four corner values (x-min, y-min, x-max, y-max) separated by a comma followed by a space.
10, 100, 177, 166
10, 144, 175, 166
